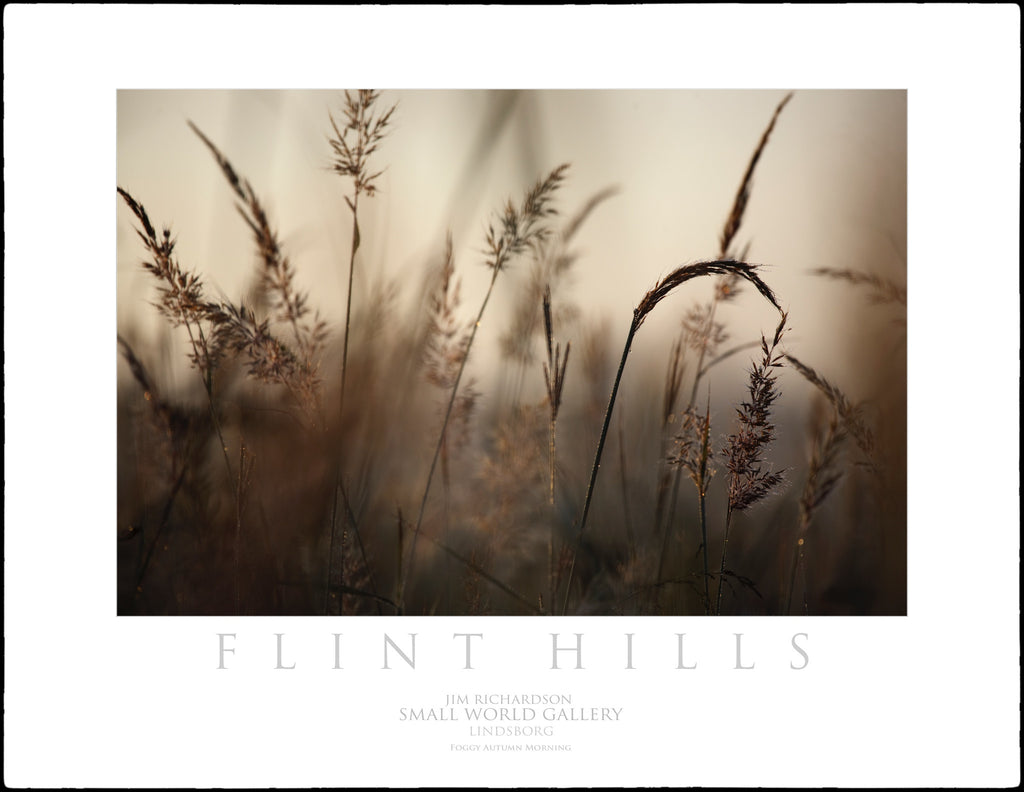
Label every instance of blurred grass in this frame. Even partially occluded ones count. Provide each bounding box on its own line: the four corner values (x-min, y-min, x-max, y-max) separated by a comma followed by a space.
117, 90, 906, 616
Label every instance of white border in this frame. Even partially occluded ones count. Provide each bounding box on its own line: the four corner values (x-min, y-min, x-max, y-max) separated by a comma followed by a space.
4, 5, 1020, 788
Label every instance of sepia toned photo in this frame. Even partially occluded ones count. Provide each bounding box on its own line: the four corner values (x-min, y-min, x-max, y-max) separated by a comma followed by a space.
8, 6, 1020, 788
116, 89, 906, 616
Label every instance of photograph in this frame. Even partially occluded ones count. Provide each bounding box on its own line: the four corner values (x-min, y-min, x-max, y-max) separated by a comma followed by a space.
116, 89, 907, 617
6, 5, 1019, 789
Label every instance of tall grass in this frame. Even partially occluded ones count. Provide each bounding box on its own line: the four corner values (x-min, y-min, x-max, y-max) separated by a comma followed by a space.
399, 163, 568, 613
117, 91, 906, 616
560, 261, 783, 615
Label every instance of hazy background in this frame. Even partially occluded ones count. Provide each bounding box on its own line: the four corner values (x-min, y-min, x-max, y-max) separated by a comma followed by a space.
117, 90, 906, 406
113, 89, 908, 617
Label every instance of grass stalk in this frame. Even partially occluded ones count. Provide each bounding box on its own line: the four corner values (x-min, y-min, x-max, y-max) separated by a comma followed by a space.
542, 285, 571, 612
716, 507, 736, 615
327, 90, 396, 427
655, 94, 793, 565
399, 164, 569, 613
325, 471, 342, 614
561, 316, 639, 615
396, 508, 405, 610
324, 91, 396, 612
562, 260, 781, 615
339, 187, 360, 426
118, 187, 244, 612
234, 442, 252, 613
783, 361, 859, 614
403, 264, 499, 612
664, 393, 714, 613
652, 334, 687, 539
717, 312, 788, 614
617, 414, 637, 566
698, 473, 710, 614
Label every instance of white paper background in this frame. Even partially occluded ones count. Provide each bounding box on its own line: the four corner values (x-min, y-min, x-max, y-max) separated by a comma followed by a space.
4, 5, 1020, 788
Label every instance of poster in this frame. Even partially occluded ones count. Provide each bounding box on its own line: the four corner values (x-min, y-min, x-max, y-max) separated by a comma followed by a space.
5, 5, 1020, 788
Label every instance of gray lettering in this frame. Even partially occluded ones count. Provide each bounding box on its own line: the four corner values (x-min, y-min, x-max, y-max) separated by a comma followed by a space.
275, 633, 295, 669
216, 633, 235, 670
333, 633, 343, 669
676, 633, 697, 669
453, 633, 483, 669
551, 633, 584, 670
791, 632, 809, 670
383, 633, 417, 669
734, 633, 754, 670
